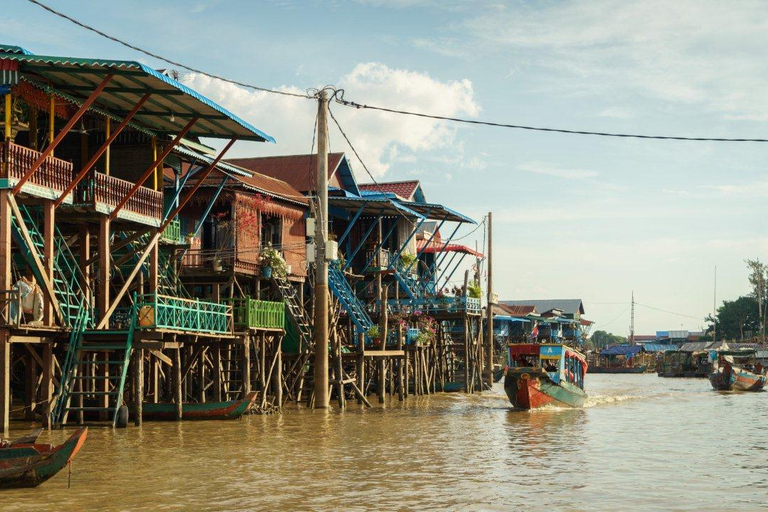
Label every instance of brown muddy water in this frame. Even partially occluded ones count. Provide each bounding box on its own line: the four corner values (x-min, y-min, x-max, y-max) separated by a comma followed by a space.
4, 374, 768, 511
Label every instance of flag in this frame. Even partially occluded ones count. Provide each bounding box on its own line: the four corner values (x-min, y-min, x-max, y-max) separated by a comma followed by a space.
531, 324, 539, 340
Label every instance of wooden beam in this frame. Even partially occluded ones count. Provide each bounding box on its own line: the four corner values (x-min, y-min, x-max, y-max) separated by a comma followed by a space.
54, 93, 151, 207
109, 117, 199, 221
7, 195, 65, 326
148, 348, 173, 366
95, 230, 161, 329
12, 74, 114, 194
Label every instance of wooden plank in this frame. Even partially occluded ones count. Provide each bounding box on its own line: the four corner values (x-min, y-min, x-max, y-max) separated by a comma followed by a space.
148, 348, 173, 366
364, 350, 405, 358
7, 194, 65, 326
9, 335, 53, 344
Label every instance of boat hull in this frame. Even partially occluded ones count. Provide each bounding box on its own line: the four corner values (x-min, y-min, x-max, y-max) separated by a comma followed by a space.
709, 366, 766, 392
504, 369, 587, 409
588, 365, 647, 374
0, 428, 88, 489
142, 392, 258, 421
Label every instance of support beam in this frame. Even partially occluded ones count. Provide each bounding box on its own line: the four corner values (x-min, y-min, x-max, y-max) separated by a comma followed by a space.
42, 202, 54, 325
7, 195, 64, 326
0, 330, 8, 437
12, 74, 114, 194
109, 116, 199, 221
484, 212, 494, 388
54, 93, 151, 207
42, 343, 53, 430
344, 214, 382, 270
337, 204, 365, 246
387, 215, 429, 271
97, 217, 110, 324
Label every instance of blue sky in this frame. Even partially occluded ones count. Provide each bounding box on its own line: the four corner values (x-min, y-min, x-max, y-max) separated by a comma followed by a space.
4, 0, 767, 334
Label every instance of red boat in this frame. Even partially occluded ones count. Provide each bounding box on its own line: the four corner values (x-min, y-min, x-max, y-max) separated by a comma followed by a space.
504, 344, 588, 409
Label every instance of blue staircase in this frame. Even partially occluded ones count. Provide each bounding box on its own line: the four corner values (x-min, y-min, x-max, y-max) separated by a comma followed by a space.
328, 266, 374, 345
392, 259, 419, 300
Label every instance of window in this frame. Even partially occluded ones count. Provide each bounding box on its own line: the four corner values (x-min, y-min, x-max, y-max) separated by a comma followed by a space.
261, 214, 282, 248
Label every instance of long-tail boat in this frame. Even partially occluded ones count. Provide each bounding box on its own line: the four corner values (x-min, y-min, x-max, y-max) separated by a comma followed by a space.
0, 427, 88, 488
709, 351, 767, 391
504, 343, 587, 409
142, 391, 258, 421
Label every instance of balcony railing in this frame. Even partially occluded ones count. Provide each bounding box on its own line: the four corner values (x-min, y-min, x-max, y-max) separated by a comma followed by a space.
222, 298, 285, 330
77, 170, 162, 224
161, 217, 182, 243
135, 292, 233, 334
385, 296, 482, 316
0, 141, 73, 198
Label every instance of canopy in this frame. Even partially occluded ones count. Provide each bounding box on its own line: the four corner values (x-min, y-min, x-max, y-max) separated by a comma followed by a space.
494, 315, 531, 323
600, 345, 642, 357
1, 49, 274, 142
641, 344, 677, 353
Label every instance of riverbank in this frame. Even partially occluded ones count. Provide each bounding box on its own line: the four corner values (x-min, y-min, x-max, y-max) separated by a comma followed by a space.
5, 375, 768, 511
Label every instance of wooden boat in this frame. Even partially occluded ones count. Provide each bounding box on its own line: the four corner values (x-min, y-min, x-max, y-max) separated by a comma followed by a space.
142, 391, 258, 421
0, 427, 88, 488
709, 351, 766, 391
504, 344, 587, 409
588, 365, 647, 374
0, 428, 43, 448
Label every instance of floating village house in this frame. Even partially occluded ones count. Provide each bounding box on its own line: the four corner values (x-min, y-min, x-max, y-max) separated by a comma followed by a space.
0, 44, 295, 434
498, 299, 593, 345
0, 44, 491, 433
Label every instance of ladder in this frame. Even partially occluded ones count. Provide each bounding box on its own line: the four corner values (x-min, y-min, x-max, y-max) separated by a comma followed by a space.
54, 302, 136, 427
328, 266, 374, 345
272, 273, 315, 401
113, 231, 190, 299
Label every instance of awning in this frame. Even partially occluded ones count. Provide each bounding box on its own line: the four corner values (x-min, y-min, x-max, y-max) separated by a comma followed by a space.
397, 200, 476, 224
641, 343, 677, 353
416, 239, 484, 258
328, 196, 423, 220
494, 315, 531, 323
600, 345, 642, 357
1, 50, 274, 142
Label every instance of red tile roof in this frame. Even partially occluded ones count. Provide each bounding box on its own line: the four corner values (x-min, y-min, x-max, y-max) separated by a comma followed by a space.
226, 153, 345, 192
499, 304, 537, 316
416, 239, 484, 258
359, 180, 421, 200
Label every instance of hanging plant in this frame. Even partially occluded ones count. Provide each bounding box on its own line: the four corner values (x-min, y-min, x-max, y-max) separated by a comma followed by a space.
259, 244, 287, 277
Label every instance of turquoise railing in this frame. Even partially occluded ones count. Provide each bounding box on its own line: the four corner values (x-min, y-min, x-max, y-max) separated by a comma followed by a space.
135, 293, 233, 334
161, 217, 182, 243
223, 297, 285, 330
386, 296, 482, 315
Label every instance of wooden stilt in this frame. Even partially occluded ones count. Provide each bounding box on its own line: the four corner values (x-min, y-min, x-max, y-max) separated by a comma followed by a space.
42, 201, 54, 325
243, 336, 251, 394
174, 348, 182, 421
213, 345, 222, 402
0, 330, 9, 436
134, 348, 143, 426
98, 217, 110, 324
24, 350, 37, 420
41, 343, 53, 430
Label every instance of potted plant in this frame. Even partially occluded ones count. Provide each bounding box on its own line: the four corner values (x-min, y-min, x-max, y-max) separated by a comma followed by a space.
400, 252, 416, 270
185, 232, 196, 245
366, 325, 381, 345
260, 244, 287, 278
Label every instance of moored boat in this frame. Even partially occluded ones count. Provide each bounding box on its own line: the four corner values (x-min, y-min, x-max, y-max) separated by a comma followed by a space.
142, 391, 258, 421
504, 344, 587, 409
0, 427, 88, 488
709, 350, 766, 391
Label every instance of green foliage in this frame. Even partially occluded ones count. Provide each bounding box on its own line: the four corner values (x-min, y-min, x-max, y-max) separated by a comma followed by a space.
400, 252, 417, 269
707, 295, 760, 341
467, 282, 482, 298
260, 245, 287, 277
366, 325, 380, 339
587, 330, 627, 350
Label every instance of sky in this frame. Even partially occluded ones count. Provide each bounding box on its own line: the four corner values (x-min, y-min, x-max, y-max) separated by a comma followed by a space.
4, 0, 768, 335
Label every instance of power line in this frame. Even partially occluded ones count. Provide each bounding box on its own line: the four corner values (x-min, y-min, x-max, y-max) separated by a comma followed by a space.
599, 304, 631, 329
26, 0, 310, 99
28, 0, 768, 143
334, 97, 768, 143
635, 302, 702, 320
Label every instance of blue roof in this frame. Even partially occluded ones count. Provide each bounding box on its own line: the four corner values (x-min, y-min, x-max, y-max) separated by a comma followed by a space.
494, 315, 531, 323
642, 343, 677, 352
600, 345, 642, 356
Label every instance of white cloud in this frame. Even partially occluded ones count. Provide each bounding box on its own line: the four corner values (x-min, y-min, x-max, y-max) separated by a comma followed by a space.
709, 176, 768, 198
183, 62, 479, 177
597, 107, 634, 119
518, 161, 598, 180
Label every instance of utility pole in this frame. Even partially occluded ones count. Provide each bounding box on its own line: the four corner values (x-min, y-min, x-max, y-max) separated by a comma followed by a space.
629, 291, 635, 344
713, 266, 717, 341
484, 212, 494, 388
313, 90, 330, 408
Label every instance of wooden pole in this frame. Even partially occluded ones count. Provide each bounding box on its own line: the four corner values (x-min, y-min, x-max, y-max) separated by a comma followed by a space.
42, 202, 54, 325
41, 343, 53, 430
174, 348, 182, 420
485, 213, 494, 387
313, 90, 330, 408
134, 348, 143, 426
98, 217, 110, 323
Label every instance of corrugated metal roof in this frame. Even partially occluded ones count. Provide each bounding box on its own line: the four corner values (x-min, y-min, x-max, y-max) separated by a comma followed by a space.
641, 344, 678, 352
0, 44, 32, 55
359, 180, 422, 201
397, 201, 476, 224
0, 50, 274, 142
328, 196, 423, 219
502, 299, 585, 316
600, 345, 642, 356
227, 153, 346, 192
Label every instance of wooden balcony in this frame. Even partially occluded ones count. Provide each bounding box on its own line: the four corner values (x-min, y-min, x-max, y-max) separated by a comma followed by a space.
0, 141, 74, 202
77, 171, 162, 227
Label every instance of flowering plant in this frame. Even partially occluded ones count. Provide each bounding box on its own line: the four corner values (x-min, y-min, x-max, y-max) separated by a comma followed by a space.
260, 244, 287, 277
415, 315, 437, 345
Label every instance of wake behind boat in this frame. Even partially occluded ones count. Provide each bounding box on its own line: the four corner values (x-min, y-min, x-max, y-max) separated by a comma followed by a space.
504, 343, 588, 409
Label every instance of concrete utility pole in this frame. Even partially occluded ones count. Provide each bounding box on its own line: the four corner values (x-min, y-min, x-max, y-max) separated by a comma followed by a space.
484, 212, 494, 388
630, 291, 635, 344
314, 90, 330, 408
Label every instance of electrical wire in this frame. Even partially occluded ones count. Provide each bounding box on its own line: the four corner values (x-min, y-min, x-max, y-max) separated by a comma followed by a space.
635, 302, 702, 320
27, 0, 768, 144
26, 0, 311, 99
598, 304, 631, 329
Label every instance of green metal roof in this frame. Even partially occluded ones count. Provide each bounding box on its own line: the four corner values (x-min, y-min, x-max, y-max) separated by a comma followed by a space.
0, 50, 275, 143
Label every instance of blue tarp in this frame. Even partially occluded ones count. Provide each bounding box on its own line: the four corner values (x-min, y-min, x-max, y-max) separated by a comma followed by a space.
600, 345, 642, 357
642, 343, 677, 352
494, 315, 530, 323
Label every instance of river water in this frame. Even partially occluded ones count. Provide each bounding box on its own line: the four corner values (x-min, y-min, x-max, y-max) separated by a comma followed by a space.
4, 374, 768, 511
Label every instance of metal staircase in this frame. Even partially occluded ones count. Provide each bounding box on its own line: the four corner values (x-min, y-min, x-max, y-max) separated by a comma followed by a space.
328, 266, 374, 345
392, 259, 419, 300
53, 302, 136, 427
113, 230, 190, 298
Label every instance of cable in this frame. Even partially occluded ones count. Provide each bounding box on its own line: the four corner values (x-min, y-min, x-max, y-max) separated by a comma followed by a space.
335, 97, 768, 143
635, 302, 702, 320
598, 304, 631, 329
26, 0, 311, 99
32, 0, 768, 143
